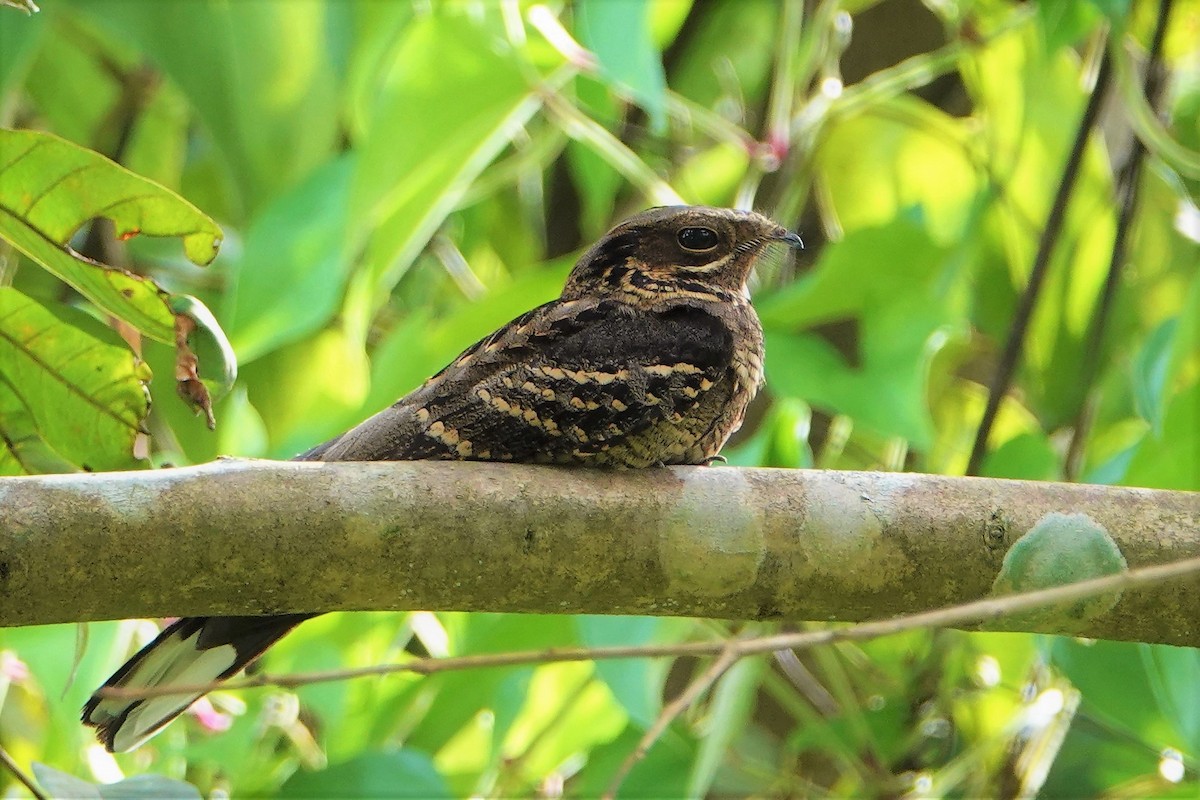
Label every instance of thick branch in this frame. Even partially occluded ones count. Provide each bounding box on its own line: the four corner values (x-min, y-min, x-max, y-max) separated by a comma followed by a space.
1, 461, 1196, 644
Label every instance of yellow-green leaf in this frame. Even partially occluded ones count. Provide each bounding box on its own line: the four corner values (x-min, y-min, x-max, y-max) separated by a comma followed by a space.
0, 288, 150, 474
0, 128, 221, 342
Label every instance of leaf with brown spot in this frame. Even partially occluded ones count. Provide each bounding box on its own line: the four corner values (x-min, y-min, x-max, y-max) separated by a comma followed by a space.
0, 128, 236, 426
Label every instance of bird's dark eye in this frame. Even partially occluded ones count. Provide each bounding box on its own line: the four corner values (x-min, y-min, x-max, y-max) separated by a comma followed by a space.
676, 226, 719, 252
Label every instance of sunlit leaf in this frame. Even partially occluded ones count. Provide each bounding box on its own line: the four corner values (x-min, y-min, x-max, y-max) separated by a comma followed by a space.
758, 222, 960, 446
280, 750, 449, 799
346, 14, 550, 328
76, 0, 349, 215
0, 129, 235, 420
1124, 381, 1200, 490
577, 615, 672, 729
0, 129, 221, 339
241, 327, 369, 457
576, 0, 668, 133
814, 96, 979, 243
225, 154, 357, 362
687, 654, 766, 798
0, 288, 149, 474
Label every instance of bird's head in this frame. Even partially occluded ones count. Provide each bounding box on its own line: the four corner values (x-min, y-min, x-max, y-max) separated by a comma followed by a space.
562, 205, 802, 303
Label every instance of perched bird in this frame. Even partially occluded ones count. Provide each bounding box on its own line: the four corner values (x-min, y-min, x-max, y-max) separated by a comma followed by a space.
83, 205, 801, 752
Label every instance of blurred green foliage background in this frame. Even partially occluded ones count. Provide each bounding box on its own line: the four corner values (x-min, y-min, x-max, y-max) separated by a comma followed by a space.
0, 0, 1198, 796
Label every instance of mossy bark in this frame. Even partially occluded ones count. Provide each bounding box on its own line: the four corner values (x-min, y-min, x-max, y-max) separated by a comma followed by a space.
1, 460, 1196, 645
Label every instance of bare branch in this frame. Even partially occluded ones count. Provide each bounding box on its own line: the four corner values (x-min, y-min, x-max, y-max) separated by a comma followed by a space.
2, 460, 1197, 642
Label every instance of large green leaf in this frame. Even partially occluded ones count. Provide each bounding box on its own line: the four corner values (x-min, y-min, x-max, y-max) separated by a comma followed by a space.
0, 130, 208, 257
33, 763, 202, 800
1050, 637, 1184, 752
0, 288, 150, 474
0, 2, 45, 96
224, 154, 357, 362
687, 653, 767, 798
757, 222, 963, 446
1124, 381, 1200, 490
241, 327, 369, 458
278, 750, 449, 799
576, 0, 668, 133
577, 616, 671, 730
345, 13, 551, 329
74, 0, 349, 216
0, 128, 234, 423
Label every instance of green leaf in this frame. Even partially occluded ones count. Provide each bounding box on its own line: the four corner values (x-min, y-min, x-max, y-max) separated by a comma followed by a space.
577, 615, 672, 729
0, 381, 79, 474
76, 0, 349, 216
1049, 638, 1182, 749
498, 662, 627, 789
576, 0, 668, 133
666, 0, 777, 111
1042, 714, 1161, 798
757, 222, 960, 446
225, 154, 357, 362
346, 13, 548, 327
723, 397, 814, 468
574, 726, 695, 799
814, 96, 979, 243
1165, 271, 1200, 400
1085, 0, 1132, 20
1141, 644, 1200, 757
966, 26, 1119, 425
407, 614, 576, 756
263, 612, 411, 762
1, 129, 221, 269
1132, 318, 1179, 433
241, 327, 369, 457
97, 775, 203, 800
980, 431, 1061, 480
279, 750, 449, 799
0, 2, 45, 94
32, 763, 101, 800
0, 129, 233, 421
687, 654, 766, 798
1124, 381, 1200, 490
1037, 0, 1104, 51
0, 288, 150, 474
32, 763, 202, 799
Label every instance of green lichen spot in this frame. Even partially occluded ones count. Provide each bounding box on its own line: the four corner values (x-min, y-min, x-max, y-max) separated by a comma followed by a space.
990, 512, 1127, 632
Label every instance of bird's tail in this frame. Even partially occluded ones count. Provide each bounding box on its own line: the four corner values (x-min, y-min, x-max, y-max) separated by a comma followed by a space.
82, 614, 310, 752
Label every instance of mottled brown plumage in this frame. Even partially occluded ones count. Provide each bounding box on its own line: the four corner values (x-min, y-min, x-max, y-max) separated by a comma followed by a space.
84, 205, 800, 752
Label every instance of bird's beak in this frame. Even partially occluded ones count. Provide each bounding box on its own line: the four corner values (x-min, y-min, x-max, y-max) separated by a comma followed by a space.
773, 229, 804, 249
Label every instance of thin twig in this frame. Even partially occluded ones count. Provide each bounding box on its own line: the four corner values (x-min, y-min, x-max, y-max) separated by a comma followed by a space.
1065, 0, 1175, 481
601, 642, 742, 800
100, 554, 1200, 702
966, 43, 1114, 476
0, 743, 47, 800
